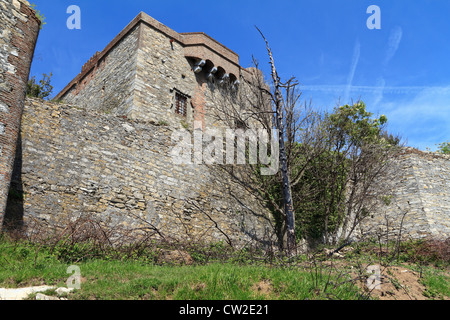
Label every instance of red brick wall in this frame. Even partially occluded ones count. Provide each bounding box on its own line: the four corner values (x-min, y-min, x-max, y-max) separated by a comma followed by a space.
192, 81, 207, 130
0, 0, 40, 225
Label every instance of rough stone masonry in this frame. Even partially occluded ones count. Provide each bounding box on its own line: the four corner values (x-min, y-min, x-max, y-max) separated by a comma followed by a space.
6, 97, 275, 245
1, 9, 277, 246
357, 148, 449, 240
0, 0, 40, 226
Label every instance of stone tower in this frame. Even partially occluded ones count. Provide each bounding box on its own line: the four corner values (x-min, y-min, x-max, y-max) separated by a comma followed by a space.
0, 0, 40, 226
54, 12, 257, 131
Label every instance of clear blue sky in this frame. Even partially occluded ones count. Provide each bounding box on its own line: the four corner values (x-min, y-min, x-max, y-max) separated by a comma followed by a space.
29, 0, 450, 151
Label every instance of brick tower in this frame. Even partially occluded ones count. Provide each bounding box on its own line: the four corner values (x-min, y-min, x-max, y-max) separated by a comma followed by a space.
0, 0, 40, 226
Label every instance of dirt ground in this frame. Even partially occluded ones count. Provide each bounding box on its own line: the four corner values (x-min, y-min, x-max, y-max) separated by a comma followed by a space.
367, 266, 426, 300
320, 246, 449, 300
356, 265, 448, 300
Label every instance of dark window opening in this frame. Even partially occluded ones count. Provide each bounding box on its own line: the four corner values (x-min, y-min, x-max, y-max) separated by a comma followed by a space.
175, 93, 187, 117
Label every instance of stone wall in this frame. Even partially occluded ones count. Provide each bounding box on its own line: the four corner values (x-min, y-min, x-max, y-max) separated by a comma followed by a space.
358, 149, 450, 240
133, 22, 243, 131
4, 97, 275, 246
0, 0, 40, 225
132, 21, 197, 127
58, 24, 139, 115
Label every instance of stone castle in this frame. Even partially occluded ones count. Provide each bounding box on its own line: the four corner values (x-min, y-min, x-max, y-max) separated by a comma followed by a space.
1, 4, 276, 246
0, 1, 448, 246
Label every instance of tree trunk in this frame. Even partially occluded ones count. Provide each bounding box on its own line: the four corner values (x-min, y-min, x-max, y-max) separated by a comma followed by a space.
257, 27, 296, 254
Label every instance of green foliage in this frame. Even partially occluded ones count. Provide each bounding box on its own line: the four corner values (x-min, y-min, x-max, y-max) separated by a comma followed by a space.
437, 141, 450, 155
421, 270, 450, 299
295, 102, 393, 243
157, 120, 169, 126
261, 101, 399, 246
0, 239, 66, 287
293, 148, 348, 241
48, 238, 160, 264
180, 120, 189, 130
328, 101, 388, 147
27, 73, 53, 100
381, 195, 393, 206
30, 3, 46, 29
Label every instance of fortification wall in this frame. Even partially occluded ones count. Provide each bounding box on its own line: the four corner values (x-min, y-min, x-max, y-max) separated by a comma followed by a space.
59, 25, 139, 115
4, 97, 275, 246
0, 0, 40, 225
358, 149, 450, 240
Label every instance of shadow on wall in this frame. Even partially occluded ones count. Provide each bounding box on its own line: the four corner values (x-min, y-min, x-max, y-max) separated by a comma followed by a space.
2, 133, 24, 233
206, 164, 278, 247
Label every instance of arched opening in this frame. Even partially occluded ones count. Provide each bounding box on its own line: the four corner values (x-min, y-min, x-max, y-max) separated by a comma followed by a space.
204, 60, 217, 82
229, 73, 239, 86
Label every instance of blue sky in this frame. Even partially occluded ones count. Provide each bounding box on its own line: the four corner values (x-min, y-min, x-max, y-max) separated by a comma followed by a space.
29, 0, 450, 151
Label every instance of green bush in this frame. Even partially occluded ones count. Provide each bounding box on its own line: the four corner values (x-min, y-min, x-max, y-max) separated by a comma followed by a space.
437, 141, 450, 155
27, 73, 53, 100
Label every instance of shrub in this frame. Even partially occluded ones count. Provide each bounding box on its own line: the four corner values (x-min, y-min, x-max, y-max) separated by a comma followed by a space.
397, 238, 450, 266
437, 141, 450, 155
27, 73, 53, 99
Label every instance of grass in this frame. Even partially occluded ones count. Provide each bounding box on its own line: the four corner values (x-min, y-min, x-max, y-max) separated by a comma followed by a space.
0, 237, 448, 300
0, 238, 361, 300
420, 268, 450, 300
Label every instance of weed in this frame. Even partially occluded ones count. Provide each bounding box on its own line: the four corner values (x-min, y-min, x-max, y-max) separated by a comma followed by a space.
180, 120, 189, 130
157, 120, 169, 126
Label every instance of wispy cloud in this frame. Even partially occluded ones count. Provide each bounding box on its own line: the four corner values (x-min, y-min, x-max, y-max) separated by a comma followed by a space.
301, 85, 450, 95
372, 77, 386, 106
301, 84, 450, 150
381, 86, 450, 150
383, 26, 403, 69
309, 27, 404, 106
374, 26, 403, 105
344, 40, 361, 103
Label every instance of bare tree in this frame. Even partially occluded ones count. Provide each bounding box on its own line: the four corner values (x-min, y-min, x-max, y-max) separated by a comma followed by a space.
209, 28, 402, 253
254, 27, 297, 254
208, 28, 321, 253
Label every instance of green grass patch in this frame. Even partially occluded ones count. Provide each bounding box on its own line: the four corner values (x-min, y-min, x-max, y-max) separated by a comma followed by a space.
0, 241, 67, 287
420, 268, 450, 300
39, 262, 362, 300
1, 237, 448, 300
0, 239, 362, 300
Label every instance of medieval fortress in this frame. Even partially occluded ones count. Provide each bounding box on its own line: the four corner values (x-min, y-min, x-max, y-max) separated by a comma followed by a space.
0, 0, 448, 246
